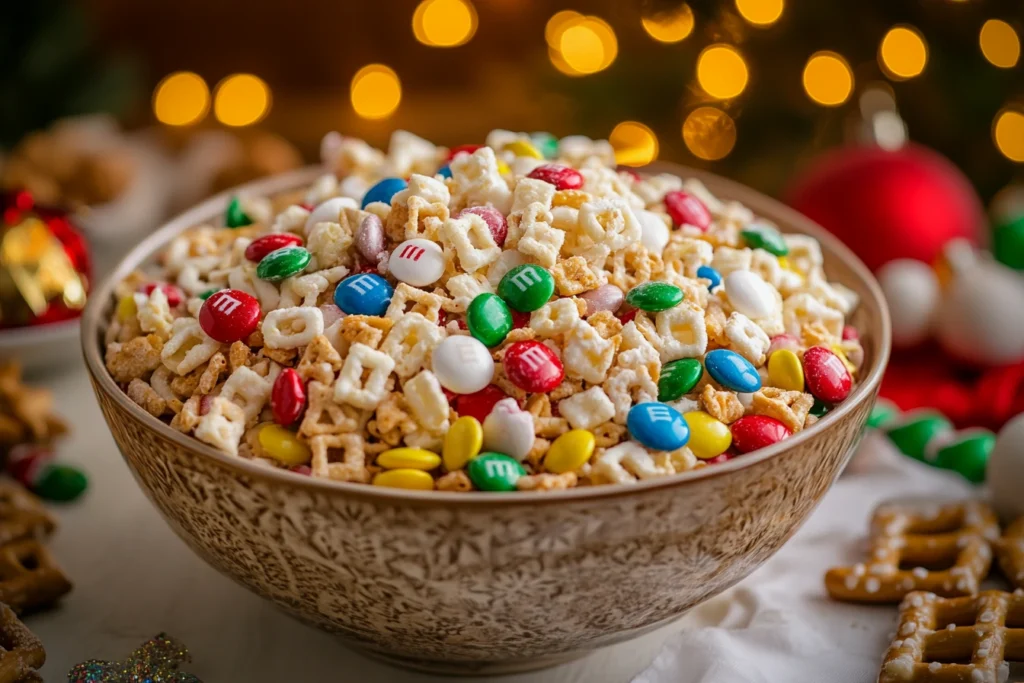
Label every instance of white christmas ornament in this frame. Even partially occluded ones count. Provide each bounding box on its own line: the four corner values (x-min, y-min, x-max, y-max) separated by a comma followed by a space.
876, 259, 939, 348
934, 258, 1024, 365
986, 413, 1024, 521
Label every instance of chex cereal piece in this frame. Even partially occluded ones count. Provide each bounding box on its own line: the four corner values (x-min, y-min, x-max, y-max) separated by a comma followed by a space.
0, 483, 54, 547
879, 590, 1024, 683
0, 539, 72, 614
996, 517, 1024, 590
825, 502, 998, 604
0, 602, 46, 682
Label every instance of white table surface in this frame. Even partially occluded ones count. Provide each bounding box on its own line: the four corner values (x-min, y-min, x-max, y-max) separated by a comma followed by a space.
28, 356, 688, 682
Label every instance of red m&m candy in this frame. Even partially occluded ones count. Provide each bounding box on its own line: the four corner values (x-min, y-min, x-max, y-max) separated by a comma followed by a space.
447, 144, 484, 161
730, 415, 792, 454
140, 283, 183, 307
842, 325, 859, 341
503, 341, 564, 393
199, 289, 261, 343
802, 346, 853, 403
245, 233, 303, 263
664, 191, 712, 231
458, 206, 508, 247
454, 385, 507, 422
271, 368, 306, 426
527, 164, 584, 191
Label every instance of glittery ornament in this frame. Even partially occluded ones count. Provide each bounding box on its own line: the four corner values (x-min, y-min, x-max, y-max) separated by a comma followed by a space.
68, 634, 202, 683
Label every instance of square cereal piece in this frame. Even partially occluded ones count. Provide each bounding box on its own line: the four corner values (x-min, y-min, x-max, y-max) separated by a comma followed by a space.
309, 433, 370, 483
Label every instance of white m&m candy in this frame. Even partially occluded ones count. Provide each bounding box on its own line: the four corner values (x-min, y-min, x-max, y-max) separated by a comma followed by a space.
724, 270, 778, 319
431, 336, 495, 395
482, 398, 535, 462
389, 238, 445, 287
305, 197, 358, 233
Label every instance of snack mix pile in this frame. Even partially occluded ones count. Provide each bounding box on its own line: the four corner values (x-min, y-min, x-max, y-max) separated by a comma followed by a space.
104, 129, 863, 492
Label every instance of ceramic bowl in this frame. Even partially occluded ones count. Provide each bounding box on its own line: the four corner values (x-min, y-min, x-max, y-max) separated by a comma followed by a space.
82, 164, 891, 675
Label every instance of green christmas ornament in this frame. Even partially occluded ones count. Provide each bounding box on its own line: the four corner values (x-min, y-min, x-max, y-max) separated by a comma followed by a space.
255, 246, 310, 282
658, 358, 703, 402
466, 293, 513, 347
741, 224, 789, 257
225, 196, 252, 228
625, 281, 683, 312
993, 214, 1024, 271
497, 264, 554, 312
932, 429, 994, 484
467, 452, 526, 492
884, 411, 953, 461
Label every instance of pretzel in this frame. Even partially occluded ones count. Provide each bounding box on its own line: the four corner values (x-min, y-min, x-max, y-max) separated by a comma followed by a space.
879, 590, 1024, 683
996, 517, 1024, 590
825, 502, 998, 603
0, 602, 45, 682
0, 539, 72, 613
0, 483, 54, 547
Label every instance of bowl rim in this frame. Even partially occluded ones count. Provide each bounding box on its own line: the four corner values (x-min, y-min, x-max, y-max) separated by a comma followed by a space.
81, 163, 891, 507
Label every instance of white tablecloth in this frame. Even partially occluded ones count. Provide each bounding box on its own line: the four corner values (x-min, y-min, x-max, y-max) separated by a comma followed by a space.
27, 357, 973, 682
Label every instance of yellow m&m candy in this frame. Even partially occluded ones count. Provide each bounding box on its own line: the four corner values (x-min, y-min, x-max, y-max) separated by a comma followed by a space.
504, 140, 543, 159
116, 294, 137, 323
768, 349, 805, 392
373, 469, 435, 490
258, 424, 311, 467
377, 448, 441, 471
443, 416, 483, 471
682, 411, 732, 460
831, 344, 857, 375
544, 429, 596, 474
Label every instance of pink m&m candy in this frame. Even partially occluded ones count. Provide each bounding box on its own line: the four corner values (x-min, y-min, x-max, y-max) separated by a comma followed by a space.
457, 206, 508, 247
802, 346, 853, 403
271, 368, 306, 426
245, 233, 303, 262
730, 415, 792, 454
664, 191, 712, 231
768, 333, 800, 356
527, 164, 584, 190
140, 283, 183, 307
503, 341, 564, 393
842, 325, 859, 341
198, 289, 261, 343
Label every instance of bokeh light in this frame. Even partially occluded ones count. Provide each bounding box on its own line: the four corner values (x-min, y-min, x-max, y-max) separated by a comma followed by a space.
979, 19, 1020, 68
696, 45, 749, 99
213, 74, 271, 127
413, 0, 478, 48
879, 26, 928, 80
735, 0, 784, 27
993, 108, 1024, 162
609, 121, 658, 166
683, 107, 737, 160
802, 52, 853, 106
350, 64, 402, 120
641, 4, 695, 43
152, 72, 209, 126
548, 14, 617, 76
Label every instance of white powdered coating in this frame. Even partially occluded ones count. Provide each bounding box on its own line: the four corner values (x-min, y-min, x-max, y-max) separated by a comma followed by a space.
865, 577, 881, 594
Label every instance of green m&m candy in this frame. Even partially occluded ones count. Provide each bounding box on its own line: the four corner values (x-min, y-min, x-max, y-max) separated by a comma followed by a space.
34, 464, 88, 502
468, 452, 526, 492
993, 215, 1024, 271
497, 264, 554, 312
467, 293, 513, 347
810, 398, 829, 418
198, 288, 220, 301
531, 132, 559, 160
624, 281, 683, 312
658, 358, 703, 402
225, 196, 253, 228
256, 246, 311, 282
867, 398, 900, 428
885, 410, 952, 462
933, 429, 994, 484
741, 224, 788, 256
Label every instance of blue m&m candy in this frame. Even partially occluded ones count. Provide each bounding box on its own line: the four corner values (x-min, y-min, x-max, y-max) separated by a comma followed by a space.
437, 165, 452, 179
627, 402, 690, 451
697, 265, 722, 291
333, 273, 393, 316
704, 349, 762, 393
361, 177, 408, 209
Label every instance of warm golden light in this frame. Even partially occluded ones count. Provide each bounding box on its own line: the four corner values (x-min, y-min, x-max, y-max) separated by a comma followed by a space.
994, 108, 1024, 162
879, 26, 929, 80
980, 19, 1020, 68
413, 0, 478, 48
696, 45, 749, 100
153, 72, 209, 126
609, 121, 658, 166
735, 0, 784, 27
683, 107, 737, 160
802, 52, 853, 107
546, 10, 582, 47
641, 4, 695, 43
550, 15, 617, 76
213, 74, 270, 127
350, 65, 402, 120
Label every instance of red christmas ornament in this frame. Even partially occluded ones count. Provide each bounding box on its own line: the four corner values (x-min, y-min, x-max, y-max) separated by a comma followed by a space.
786, 144, 986, 272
